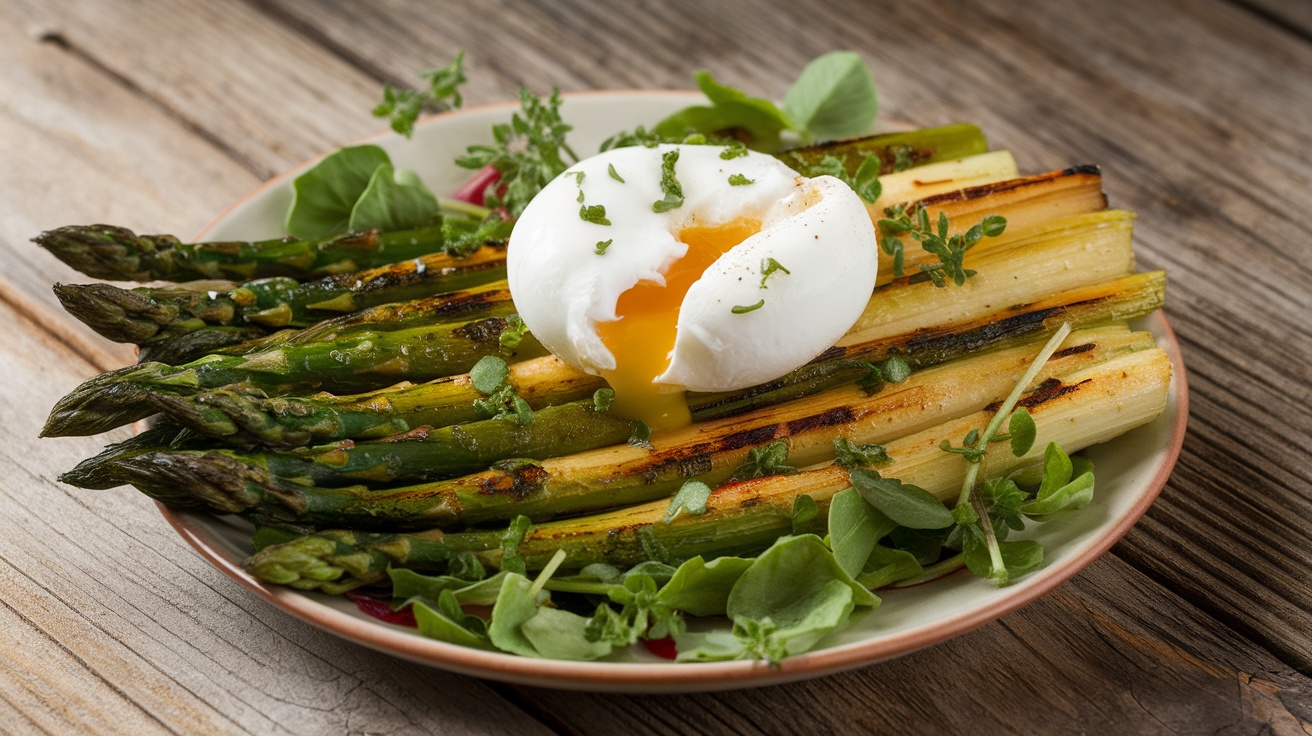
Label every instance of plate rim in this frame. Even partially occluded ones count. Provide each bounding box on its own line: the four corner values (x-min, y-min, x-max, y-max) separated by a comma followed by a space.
163, 91, 1190, 692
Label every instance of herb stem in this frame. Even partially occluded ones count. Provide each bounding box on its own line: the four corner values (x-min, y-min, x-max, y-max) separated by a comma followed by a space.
954, 322, 1072, 509
529, 548, 568, 598
892, 553, 966, 587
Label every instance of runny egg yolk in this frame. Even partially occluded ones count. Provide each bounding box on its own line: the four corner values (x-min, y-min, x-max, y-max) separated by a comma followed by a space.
595, 218, 762, 431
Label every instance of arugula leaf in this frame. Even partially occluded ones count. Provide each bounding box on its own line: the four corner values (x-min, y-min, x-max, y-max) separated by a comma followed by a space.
791, 494, 821, 532
655, 556, 753, 617
854, 545, 924, 590
850, 468, 954, 529
352, 174, 439, 232
679, 535, 878, 664
412, 590, 491, 649
488, 572, 612, 660
286, 145, 391, 239
781, 51, 878, 142
373, 52, 467, 138
827, 487, 896, 578
1021, 443, 1094, 518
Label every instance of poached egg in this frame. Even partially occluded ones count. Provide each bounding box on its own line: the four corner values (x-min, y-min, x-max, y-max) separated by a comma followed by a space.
507, 144, 878, 430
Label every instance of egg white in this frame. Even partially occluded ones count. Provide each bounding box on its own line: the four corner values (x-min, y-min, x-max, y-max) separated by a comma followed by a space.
507, 144, 879, 393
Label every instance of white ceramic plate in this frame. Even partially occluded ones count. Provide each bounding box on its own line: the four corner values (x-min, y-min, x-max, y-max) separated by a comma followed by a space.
163, 92, 1189, 692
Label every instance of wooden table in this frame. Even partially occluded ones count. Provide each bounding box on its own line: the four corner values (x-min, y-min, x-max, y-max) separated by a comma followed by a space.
3, 0, 1310, 732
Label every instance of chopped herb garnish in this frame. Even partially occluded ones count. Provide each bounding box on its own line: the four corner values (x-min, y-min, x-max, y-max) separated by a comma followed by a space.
652, 150, 685, 213
758, 257, 791, 288
608, 163, 625, 183
498, 314, 530, 353
731, 440, 796, 481
579, 204, 612, 226
720, 141, 750, 159
731, 299, 765, 314
833, 437, 891, 468
801, 153, 882, 203
470, 355, 534, 425
595, 239, 613, 255
728, 173, 755, 186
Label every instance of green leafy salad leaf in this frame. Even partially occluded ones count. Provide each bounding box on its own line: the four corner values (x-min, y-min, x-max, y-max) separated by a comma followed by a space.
286, 146, 393, 239
781, 51, 880, 142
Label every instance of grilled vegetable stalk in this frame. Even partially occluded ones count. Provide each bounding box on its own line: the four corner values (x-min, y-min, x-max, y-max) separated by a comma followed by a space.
62, 400, 639, 491
52, 245, 508, 347
245, 347, 1173, 590
774, 123, 988, 177
881, 165, 1107, 285
34, 222, 504, 283
42, 314, 544, 437
95, 328, 1154, 528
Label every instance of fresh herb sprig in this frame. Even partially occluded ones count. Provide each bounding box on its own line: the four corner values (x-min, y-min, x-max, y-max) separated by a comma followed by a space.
373, 52, 468, 138
456, 87, 579, 218
879, 205, 1008, 285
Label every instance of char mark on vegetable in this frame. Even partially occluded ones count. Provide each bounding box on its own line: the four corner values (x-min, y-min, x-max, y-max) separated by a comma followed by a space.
452, 316, 512, 345
476, 463, 549, 499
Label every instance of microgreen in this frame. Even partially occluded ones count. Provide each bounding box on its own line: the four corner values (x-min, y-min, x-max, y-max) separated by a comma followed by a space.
607, 163, 625, 183
595, 239, 613, 255
579, 204, 611, 225
373, 52, 468, 138
758, 257, 791, 288
879, 205, 1007, 284
652, 149, 685, 212
728, 173, 755, 186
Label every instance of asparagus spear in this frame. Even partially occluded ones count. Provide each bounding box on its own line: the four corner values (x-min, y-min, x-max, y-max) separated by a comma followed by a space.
82, 328, 1156, 529
62, 399, 639, 490
52, 246, 508, 348
244, 346, 1173, 590
34, 222, 508, 282
42, 314, 544, 437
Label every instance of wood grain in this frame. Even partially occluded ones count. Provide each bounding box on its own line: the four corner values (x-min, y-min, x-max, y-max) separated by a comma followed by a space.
2, 0, 1311, 732
0, 297, 551, 736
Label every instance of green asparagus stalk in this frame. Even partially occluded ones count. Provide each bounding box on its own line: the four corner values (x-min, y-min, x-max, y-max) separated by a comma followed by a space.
42, 314, 544, 437
62, 399, 639, 491
85, 328, 1155, 529
52, 245, 508, 348
34, 222, 509, 282
244, 346, 1173, 590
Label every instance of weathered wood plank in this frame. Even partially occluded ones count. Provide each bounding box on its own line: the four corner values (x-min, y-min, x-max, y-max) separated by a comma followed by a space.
507, 555, 1312, 734
0, 293, 551, 735
7, 0, 384, 179
0, 13, 254, 346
